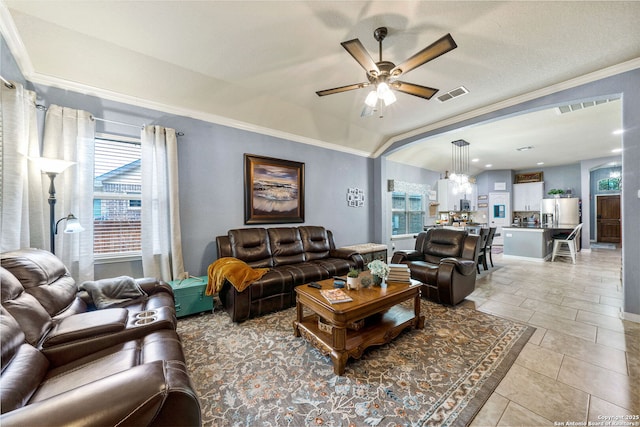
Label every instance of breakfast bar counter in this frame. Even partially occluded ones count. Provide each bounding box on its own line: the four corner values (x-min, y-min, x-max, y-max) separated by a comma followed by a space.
502, 225, 578, 261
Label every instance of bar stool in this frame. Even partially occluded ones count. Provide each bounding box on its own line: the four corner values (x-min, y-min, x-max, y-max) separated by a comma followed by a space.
551, 223, 583, 264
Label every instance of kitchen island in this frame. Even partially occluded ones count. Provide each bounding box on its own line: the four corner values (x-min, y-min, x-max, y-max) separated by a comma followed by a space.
503, 225, 579, 261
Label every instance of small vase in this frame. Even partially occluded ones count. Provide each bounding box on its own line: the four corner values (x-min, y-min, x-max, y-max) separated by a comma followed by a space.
346, 276, 359, 290
372, 274, 383, 287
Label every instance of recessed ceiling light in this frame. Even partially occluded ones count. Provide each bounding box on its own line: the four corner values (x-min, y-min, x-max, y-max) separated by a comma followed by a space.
537, 162, 545, 165
612, 148, 622, 153
485, 164, 492, 168
516, 146, 534, 151
612, 129, 624, 135
471, 158, 479, 162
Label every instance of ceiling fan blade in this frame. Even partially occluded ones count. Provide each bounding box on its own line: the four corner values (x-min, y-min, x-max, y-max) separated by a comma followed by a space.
392, 81, 439, 100
341, 39, 380, 75
316, 82, 370, 97
391, 33, 457, 76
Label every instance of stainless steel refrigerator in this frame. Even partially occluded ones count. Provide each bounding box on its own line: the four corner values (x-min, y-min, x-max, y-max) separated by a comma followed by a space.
540, 198, 580, 227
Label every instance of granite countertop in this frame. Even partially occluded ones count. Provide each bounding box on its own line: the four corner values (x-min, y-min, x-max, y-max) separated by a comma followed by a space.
504, 224, 577, 230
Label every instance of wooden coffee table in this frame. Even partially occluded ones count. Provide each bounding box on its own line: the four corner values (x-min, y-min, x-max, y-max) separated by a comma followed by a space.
293, 277, 424, 375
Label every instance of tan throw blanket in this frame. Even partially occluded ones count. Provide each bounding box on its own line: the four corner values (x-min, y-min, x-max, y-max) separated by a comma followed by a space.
206, 257, 269, 295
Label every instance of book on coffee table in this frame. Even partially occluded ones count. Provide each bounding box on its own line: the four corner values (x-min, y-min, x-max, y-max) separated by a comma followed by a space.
388, 263, 411, 282
320, 288, 353, 304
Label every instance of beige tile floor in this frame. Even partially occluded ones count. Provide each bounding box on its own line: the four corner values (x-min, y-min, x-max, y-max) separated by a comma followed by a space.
467, 246, 640, 427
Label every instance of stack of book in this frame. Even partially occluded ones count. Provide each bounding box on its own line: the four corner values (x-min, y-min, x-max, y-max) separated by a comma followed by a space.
387, 263, 411, 283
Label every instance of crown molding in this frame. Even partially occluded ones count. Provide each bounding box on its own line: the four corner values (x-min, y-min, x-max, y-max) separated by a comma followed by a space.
374, 57, 640, 158
0, 1, 34, 76
26, 71, 373, 158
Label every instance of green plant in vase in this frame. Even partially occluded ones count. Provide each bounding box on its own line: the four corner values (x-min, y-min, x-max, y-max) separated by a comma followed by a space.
346, 268, 360, 290
548, 189, 565, 197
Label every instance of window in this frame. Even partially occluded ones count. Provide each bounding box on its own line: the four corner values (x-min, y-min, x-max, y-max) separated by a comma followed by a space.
93, 135, 142, 257
391, 192, 425, 236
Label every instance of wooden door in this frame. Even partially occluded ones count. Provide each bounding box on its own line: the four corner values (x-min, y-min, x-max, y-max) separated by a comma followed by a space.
597, 195, 621, 244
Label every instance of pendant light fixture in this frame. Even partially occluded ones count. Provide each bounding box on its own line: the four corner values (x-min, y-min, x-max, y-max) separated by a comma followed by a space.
450, 139, 472, 195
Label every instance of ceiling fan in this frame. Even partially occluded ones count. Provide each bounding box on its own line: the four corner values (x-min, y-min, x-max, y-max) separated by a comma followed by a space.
316, 27, 457, 108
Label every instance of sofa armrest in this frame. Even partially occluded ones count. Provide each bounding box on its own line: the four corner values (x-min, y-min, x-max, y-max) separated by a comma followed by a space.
329, 248, 358, 259
136, 277, 174, 297
42, 308, 128, 348
391, 250, 423, 264
330, 248, 365, 270
440, 257, 476, 276
0, 360, 200, 427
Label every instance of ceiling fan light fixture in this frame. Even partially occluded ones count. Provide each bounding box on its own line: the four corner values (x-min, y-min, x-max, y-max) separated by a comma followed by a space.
377, 82, 396, 106
382, 89, 397, 106
365, 90, 378, 107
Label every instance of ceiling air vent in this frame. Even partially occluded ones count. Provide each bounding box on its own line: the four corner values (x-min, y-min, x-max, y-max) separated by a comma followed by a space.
556, 97, 616, 114
437, 86, 469, 103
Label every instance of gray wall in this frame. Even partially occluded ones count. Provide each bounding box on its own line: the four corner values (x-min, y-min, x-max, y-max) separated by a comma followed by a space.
517, 164, 582, 197
383, 160, 441, 252
34, 85, 375, 277
381, 68, 640, 318
475, 170, 514, 196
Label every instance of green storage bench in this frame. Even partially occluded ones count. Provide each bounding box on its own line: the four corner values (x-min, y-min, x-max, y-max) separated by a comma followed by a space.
167, 276, 215, 318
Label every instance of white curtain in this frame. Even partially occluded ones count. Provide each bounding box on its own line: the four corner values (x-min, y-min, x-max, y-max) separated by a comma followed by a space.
42, 105, 95, 282
0, 81, 46, 252
141, 125, 184, 281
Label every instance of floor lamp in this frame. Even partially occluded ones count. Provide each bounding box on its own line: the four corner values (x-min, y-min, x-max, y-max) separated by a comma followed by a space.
33, 157, 78, 253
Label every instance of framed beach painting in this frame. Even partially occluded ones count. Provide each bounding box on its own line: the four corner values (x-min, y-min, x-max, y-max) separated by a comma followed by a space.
244, 154, 305, 224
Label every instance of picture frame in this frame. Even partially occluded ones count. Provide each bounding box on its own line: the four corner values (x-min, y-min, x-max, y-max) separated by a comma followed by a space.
515, 171, 543, 183
244, 154, 305, 224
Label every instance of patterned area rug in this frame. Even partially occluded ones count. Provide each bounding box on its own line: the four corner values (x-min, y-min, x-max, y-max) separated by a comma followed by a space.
177, 300, 534, 426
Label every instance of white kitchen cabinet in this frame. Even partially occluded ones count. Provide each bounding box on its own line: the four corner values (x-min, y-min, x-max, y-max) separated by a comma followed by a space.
513, 182, 544, 211
437, 179, 477, 211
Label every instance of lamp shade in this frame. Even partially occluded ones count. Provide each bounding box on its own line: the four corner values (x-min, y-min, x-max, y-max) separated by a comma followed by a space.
31, 157, 76, 174
63, 214, 85, 233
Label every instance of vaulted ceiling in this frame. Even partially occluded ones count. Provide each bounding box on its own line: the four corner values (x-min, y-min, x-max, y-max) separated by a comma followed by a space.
2, 1, 638, 171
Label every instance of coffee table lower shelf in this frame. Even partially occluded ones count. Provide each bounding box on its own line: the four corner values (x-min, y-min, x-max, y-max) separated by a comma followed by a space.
294, 304, 421, 375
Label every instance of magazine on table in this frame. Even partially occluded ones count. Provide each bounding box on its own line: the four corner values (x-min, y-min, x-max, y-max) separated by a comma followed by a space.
320, 288, 353, 304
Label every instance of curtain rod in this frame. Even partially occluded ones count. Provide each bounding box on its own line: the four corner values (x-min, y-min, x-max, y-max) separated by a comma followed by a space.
91, 116, 185, 137
0, 74, 184, 136
1, 75, 15, 89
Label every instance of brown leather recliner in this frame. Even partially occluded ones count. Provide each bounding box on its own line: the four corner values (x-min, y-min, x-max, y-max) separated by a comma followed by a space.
391, 228, 480, 305
0, 249, 201, 426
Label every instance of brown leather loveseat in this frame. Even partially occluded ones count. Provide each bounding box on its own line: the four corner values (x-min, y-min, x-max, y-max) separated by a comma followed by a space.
391, 228, 480, 305
216, 225, 365, 322
1, 248, 201, 426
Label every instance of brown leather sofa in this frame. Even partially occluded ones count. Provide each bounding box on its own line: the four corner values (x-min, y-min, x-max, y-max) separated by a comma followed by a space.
391, 228, 480, 305
216, 226, 365, 322
0, 248, 201, 426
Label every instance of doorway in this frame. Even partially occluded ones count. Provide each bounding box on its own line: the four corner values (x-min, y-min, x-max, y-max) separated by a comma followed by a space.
596, 195, 621, 244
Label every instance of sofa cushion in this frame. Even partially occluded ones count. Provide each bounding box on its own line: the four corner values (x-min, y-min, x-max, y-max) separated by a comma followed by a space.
229, 228, 274, 268
406, 261, 439, 285
0, 308, 50, 414
275, 263, 327, 284
299, 226, 331, 261
419, 229, 467, 264
245, 270, 294, 300
1, 268, 53, 346
268, 227, 306, 266
30, 329, 186, 404
310, 258, 352, 276
1, 249, 77, 317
